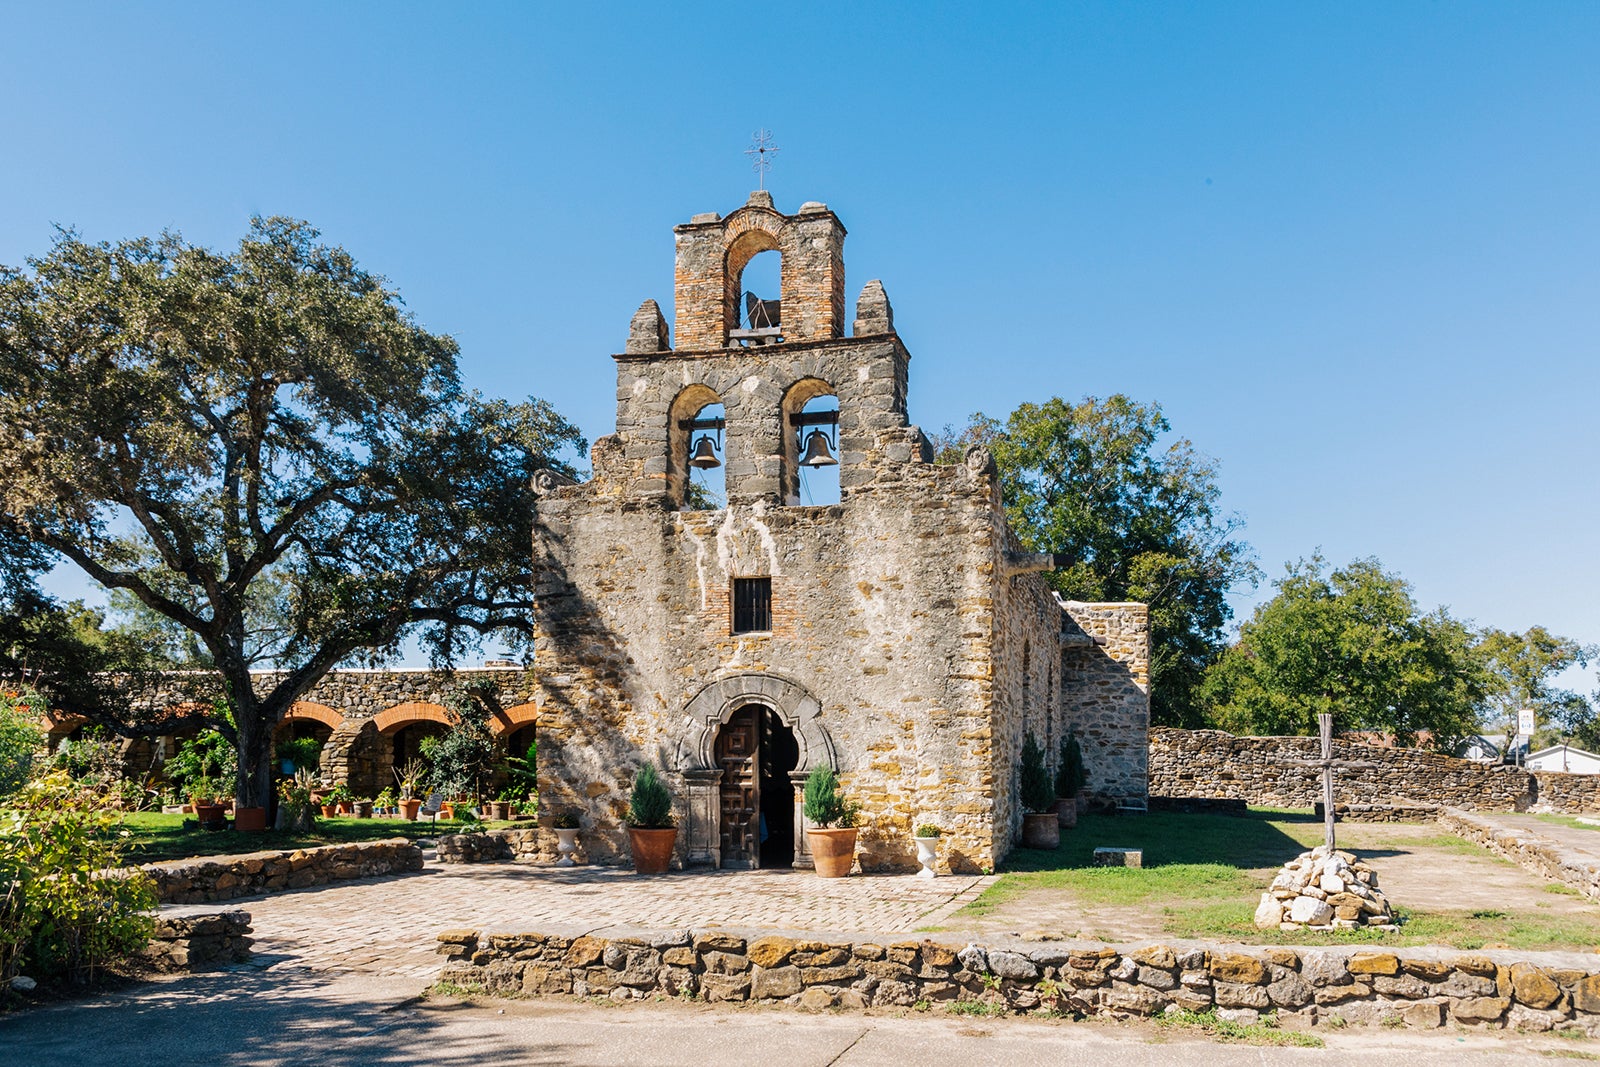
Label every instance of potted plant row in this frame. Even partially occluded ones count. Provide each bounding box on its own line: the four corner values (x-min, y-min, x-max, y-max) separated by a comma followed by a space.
626, 764, 676, 874
804, 766, 859, 878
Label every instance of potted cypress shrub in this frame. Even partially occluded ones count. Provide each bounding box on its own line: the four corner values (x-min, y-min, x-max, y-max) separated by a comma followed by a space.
803, 766, 860, 878
1020, 732, 1060, 849
626, 764, 676, 874
1055, 729, 1087, 829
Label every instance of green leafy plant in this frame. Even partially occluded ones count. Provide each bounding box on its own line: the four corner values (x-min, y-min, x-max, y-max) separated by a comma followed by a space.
0, 686, 46, 799
1056, 729, 1087, 799
374, 787, 397, 809
395, 758, 425, 800
627, 764, 674, 829
276, 768, 316, 830
325, 783, 353, 806
274, 736, 323, 772
915, 824, 942, 838
1020, 732, 1055, 814
165, 729, 237, 799
803, 766, 859, 828
422, 683, 503, 803
0, 772, 157, 985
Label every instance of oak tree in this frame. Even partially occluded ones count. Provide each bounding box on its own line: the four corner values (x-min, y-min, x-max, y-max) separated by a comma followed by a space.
0, 219, 583, 809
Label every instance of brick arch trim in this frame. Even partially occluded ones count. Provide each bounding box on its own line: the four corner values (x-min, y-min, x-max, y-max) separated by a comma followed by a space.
676, 672, 836, 774
490, 702, 538, 736
372, 701, 452, 735
281, 701, 344, 733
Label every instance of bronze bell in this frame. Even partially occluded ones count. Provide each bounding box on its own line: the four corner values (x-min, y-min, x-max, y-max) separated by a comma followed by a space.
688, 435, 721, 469
799, 429, 838, 468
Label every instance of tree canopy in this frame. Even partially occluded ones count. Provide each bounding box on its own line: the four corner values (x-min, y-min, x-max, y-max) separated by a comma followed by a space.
1198, 555, 1486, 746
0, 218, 584, 807
1475, 626, 1595, 749
936, 395, 1258, 725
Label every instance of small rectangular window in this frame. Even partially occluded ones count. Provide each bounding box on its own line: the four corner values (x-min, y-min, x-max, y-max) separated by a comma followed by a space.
732, 577, 772, 634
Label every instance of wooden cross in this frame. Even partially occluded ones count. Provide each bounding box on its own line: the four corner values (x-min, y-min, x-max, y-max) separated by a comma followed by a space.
1283, 713, 1384, 851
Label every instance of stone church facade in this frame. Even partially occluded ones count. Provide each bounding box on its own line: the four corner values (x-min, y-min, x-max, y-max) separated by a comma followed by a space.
529, 192, 1149, 874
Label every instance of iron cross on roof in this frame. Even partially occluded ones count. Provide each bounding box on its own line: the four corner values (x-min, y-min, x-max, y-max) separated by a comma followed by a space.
1282, 713, 1385, 851
745, 130, 779, 191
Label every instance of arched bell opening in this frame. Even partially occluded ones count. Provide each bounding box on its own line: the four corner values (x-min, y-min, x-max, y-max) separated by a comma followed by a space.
668, 384, 726, 510
781, 378, 840, 506
724, 231, 783, 345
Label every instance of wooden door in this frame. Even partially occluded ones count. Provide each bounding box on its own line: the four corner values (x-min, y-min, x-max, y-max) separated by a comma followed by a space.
716, 707, 760, 868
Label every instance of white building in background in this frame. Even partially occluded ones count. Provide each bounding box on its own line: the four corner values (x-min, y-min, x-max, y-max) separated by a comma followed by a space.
1455, 735, 1502, 763
1525, 744, 1600, 775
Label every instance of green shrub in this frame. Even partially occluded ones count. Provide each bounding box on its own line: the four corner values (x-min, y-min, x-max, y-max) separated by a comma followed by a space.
803, 766, 858, 828
275, 736, 324, 772
0, 688, 46, 799
1020, 732, 1056, 813
0, 772, 156, 985
1055, 729, 1087, 799
627, 764, 673, 828
915, 824, 942, 838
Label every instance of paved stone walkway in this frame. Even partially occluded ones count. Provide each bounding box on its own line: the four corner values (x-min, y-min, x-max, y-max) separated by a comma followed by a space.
168, 861, 991, 981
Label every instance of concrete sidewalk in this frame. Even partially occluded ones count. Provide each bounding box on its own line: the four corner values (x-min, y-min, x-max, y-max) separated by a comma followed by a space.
0, 967, 1581, 1066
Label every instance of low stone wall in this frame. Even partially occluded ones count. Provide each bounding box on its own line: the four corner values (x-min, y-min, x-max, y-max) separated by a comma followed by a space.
436, 927, 1600, 1032
1150, 729, 1540, 812
142, 910, 253, 971
1533, 772, 1600, 813
142, 839, 424, 904
436, 829, 547, 864
1439, 809, 1600, 902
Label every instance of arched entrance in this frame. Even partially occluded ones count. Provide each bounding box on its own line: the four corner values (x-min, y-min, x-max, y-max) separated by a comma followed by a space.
713, 706, 800, 869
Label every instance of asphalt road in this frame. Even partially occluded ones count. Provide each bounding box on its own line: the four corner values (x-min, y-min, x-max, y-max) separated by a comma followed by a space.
0, 967, 1583, 1066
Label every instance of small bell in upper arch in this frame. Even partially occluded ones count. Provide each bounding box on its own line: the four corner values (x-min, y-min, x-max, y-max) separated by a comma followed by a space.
688, 435, 722, 469
799, 429, 838, 468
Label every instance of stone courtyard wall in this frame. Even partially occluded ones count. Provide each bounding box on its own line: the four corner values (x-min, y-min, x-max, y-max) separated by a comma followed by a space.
438, 927, 1600, 1032
1150, 728, 1600, 815
1061, 602, 1149, 806
141, 839, 424, 904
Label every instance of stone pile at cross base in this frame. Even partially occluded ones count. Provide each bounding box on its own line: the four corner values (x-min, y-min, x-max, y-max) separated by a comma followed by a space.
1255, 846, 1398, 931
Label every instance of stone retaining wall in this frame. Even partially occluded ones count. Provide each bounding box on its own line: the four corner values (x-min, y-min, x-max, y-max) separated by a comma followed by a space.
1439, 809, 1600, 902
435, 927, 1600, 1032
142, 910, 253, 971
436, 829, 546, 864
142, 839, 424, 904
1150, 729, 1600, 815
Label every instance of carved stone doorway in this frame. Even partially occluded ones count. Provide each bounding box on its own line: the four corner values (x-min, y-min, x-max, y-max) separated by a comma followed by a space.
713, 706, 799, 869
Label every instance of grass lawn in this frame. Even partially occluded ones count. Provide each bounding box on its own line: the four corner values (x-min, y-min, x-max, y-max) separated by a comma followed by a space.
117, 810, 527, 864
948, 810, 1600, 951
1537, 814, 1600, 833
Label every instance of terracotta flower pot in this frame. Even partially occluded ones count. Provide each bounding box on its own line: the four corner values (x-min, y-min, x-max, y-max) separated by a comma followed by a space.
400, 798, 422, 820
320, 804, 336, 818
627, 827, 677, 874
233, 806, 268, 832
487, 801, 511, 821
1022, 811, 1060, 849
194, 803, 226, 827
807, 827, 859, 878
1055, 797, 1078, 830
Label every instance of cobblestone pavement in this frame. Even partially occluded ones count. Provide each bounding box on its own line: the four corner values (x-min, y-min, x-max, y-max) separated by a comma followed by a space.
168, 861, 991, 981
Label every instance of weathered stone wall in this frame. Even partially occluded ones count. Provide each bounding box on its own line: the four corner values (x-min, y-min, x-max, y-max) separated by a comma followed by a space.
1149, 729, 1535, 812
437, 926, 1600, 1032
1440, 809, 1600, 901
1061, 601, 1149, 806
436, 828, 547, 864
142, 910, 254, 971
141, 839, 424, 904
1532, 771, 1600, 812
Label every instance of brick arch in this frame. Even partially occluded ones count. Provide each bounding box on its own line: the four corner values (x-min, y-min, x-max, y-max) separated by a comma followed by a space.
780, 376, 839, 505
279, 701, 344, 734
372, 701, 452, 735
490, 701, 538, 737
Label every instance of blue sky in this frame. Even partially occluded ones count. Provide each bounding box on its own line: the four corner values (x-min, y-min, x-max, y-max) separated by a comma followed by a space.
3, 3, 1596, 686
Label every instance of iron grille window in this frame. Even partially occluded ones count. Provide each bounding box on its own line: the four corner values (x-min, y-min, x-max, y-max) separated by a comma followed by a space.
732, 577, 772, 634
